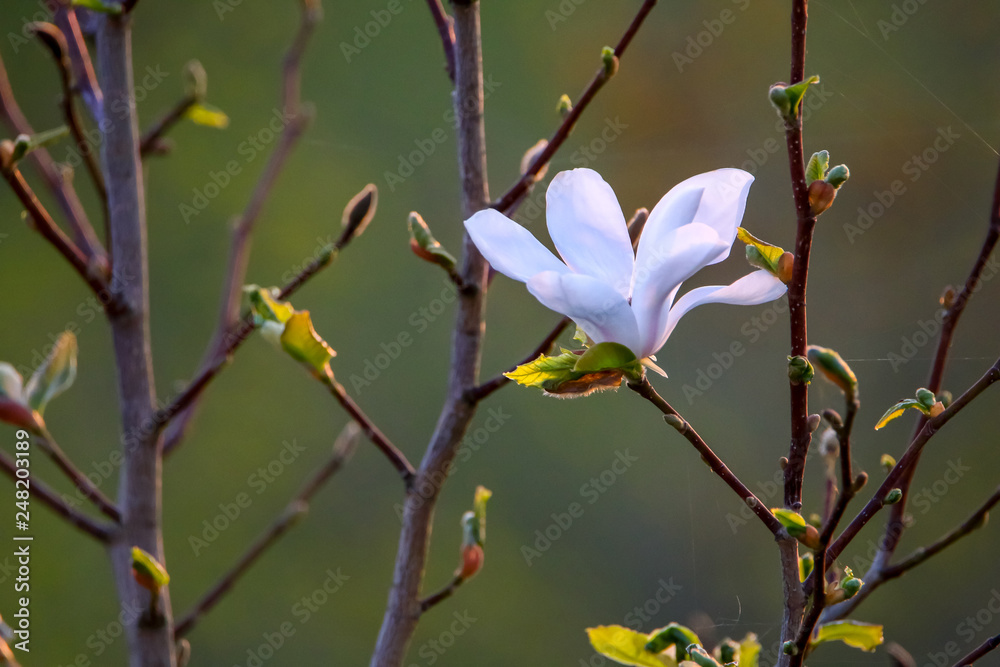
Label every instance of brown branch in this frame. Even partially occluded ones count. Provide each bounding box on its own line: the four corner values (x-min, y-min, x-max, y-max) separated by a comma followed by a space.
627, 377, 785, 537
0, 449, 112, 542
0, 51, 106, 266
319, 369, 415, 486
423, 0, 456, 81
873, 158, 1000, 576
1, 166, 115, 306
38, 428, 120, 521
53, 4, 103, 122
951, 633, 1000, 667
420, 574, 464, 613
29, 22, 107, 208
162, 1, 319, 454
492, 0, 657, 216
175, 422, 360, 638
471, 316, 571, 400
826, 359, 1000, 564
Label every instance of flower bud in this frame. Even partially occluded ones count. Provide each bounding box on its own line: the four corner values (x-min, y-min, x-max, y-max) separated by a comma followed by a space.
557, 93, 573, 117
342, 183, 378, 242
939, 286, 956, 309
826, 164, 850, 188
782, 641, 799, 656
808, 180, 836, 216
663, 414, 686, 432
768, 84, 791, 118
841, 576, 863, 599
408, 211, 456, 272
880, 454, 896, 473
777, 252, 794, 284
601, 46, 619, 78
458, 542, 484, 579
915, 388, 936, 409
787, 355, 814, 385
807, 413, 822, 432
822, 409, 843, 428
852, 471, 869, 493
937, 391, 953, 408
884, 488, 903, 505
520, 139, 549, 181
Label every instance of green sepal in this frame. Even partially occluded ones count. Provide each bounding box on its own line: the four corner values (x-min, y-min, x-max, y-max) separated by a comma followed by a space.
587, 626, 678, 667
805, 150, 830, 185
806, 345, 858, 399
574, 342, 643, 382
811, 621, 883, 653
737, 227, 784, 276
771, 508, 808, 537
25, 332, 77, 415
280, 311, 336, 372
131, 546, 170, 591
185, 102, 230, 129
645, 623, 701, 659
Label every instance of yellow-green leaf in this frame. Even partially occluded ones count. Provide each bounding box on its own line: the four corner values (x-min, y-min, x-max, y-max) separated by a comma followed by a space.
812, 621, 883, 652
771, 508, 808, 536
805, 150, 830, 184
25, 332, 77, 414
280, 311, 336, 372
246, 286, 295, 324
504, 351, 579, 389
587, 626, 677, 667
874, 398, 929, 430
738, 633, 760, 667
645, 624, 701, 658
737, 227, 784, 275
185, 102, 230, 129
799, 553, 814, 583
131, 546, 170, 591
473, 485, 491, 545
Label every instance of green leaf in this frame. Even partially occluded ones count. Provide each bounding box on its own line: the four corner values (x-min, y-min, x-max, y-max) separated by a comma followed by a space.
806, 345, 858, 398
812, 621, 883, 652
71, 0, 123, 14
646, 624, 701, 659
771, 508, 808, 536
246, 286, 295, 324
409, 212, 456, 271
280, 311, 336, 372
875, 396, 936, 430
25, 332, 77, 414
799, 553, 814, 583
737, 227, 784, 274
505, 351, 580, 389
738, 634, 760, 667
185, 102, 230, 129
573, 325, 591, 346
805, 150, 830, 184
587, 626, 677, 667
131, 546, 170, 591
783, 75, 820, 117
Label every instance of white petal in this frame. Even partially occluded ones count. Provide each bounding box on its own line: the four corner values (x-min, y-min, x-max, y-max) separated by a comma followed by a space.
464, 208, 568, 283
526, 271, 641, 354
642, 168, 754, 267
631, 222, 729, 358
659, 270, 788, 350
545, 169, 634, 298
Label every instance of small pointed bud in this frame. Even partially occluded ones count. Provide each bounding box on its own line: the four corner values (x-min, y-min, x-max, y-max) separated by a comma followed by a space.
131, 546, 170, 594
807, 413, 822, 432
769, 83, 791, 118
937, 390, 953, 408
520, 139, 549, 181
184, 60, 208, 101
808, 180, 836, 216
779, 456, 789, 470
408, 211, 456, 272
826, 164, 850, 188
841, 576, 863, 599
663, 414, 686, 431
745, 496, 758, 509
557, 93, 573, 117
807, 346, 859, 400
777, 252, 794, 284
782, 641, 799, 656
342, 183, 377, 242
880, 454, 896, 473
822, 409, 843, 428
601, 46, 619, 78
787, 355, 814, 385
458, 542, 484, 579
627, 208, 648, 251
884, 488, 903, 505
853, 471, 869, 492
939, 286, 956, 309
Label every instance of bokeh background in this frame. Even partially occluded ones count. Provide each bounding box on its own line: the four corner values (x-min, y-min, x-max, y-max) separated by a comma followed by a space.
2, 0, 1000, 665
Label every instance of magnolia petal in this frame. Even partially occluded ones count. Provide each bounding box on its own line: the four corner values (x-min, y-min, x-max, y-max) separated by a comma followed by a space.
545, 169, 634, 298
527, 271, 641, 354
464, 208, 568, 283
643, 169, 754, 267
660, 270, 788, 348
631, 222, 729, 357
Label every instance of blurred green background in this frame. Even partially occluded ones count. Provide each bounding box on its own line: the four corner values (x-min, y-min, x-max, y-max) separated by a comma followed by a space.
2, 0, 1000, 665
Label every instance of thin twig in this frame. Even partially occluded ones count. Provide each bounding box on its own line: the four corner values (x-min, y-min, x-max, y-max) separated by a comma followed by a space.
471, 316, 571, 400
951, 633, 1000, 667
826, 359, 1000, 563
0, 52, 106, 267
420, 574, 464, 613
139, 95, 196, 156
38, 428, 120, 521
53, 4, 103, 122
320, 369, 415, 486
627, 377, 785, 537
175, 422, 361, 638
163, 1, 319, 453
818, 400, 859, 545
423, 0, 456, 81
492, 0, 657, 216
0, 450, 112, 542
1, 166, 114, 306
873, 158, 1000, 575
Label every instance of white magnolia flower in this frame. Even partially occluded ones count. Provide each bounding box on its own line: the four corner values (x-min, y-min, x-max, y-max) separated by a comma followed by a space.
464, 168, 787, 362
